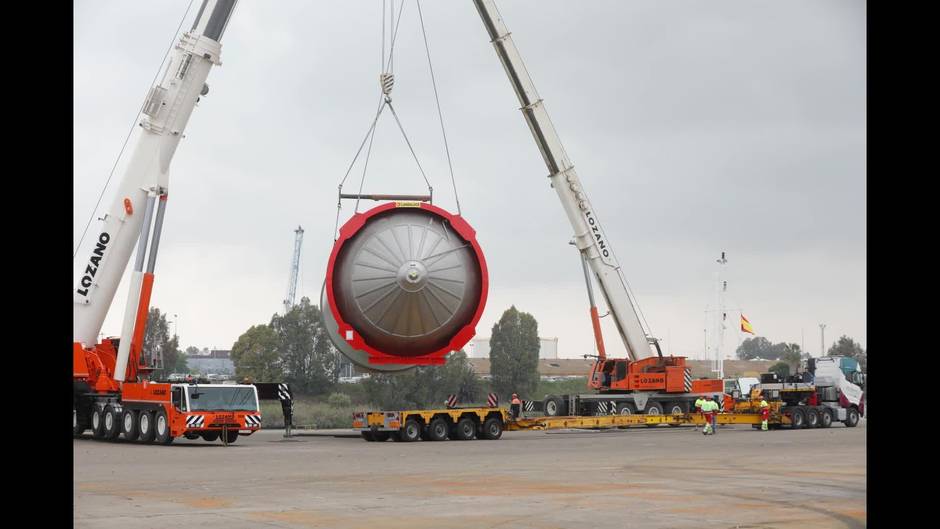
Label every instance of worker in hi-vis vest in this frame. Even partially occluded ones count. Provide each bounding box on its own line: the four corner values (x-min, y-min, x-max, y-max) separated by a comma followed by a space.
701, 395, 720, 435
511, 393, 523, 420
759, 396, 770, 431
694, 397, 706, 419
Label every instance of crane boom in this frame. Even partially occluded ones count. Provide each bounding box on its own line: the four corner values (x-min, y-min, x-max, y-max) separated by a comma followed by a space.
73, 0, 237, 381
473, 0, 657, 361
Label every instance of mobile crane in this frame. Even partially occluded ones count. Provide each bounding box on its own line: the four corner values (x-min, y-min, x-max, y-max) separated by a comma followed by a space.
73, 0, 262, 444
474, 0, 724, 419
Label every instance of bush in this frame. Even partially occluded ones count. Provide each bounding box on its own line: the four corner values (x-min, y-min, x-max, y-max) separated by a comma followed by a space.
327, 392, 352, 407
769, 362, 790, 378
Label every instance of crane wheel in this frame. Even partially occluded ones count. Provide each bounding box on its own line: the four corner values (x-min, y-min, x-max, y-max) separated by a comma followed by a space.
543, 395, 564, 417
665, 402, 687, 427
428, 418, 449, 441
818, 407, 833, 428
454, 417, 476, 440
481, 417, 503, 440
138, 411, 156, 443
73, 406, 87, 437
154, 409, 173, 444
222, 430, 239, 444
843, 407, 860, 427
91, 407, 106, 439
804, 407, 819, 428
201, 431, 220, 442
103, 405, 121, 440
121, 409, 139, 441
644, 401, 664, 427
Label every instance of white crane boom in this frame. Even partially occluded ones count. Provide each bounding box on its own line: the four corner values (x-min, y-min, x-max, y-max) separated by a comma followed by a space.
473, 0, 657, 362
73, 0, 238, 380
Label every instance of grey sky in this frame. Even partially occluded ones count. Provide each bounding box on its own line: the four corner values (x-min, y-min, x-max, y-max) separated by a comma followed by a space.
73, 1, 866, 360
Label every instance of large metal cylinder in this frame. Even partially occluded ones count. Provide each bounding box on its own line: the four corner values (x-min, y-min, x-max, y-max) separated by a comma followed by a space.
323, 202, 488, 367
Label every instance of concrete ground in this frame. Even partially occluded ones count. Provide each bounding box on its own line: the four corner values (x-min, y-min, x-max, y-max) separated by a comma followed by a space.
74, 420, 866, 529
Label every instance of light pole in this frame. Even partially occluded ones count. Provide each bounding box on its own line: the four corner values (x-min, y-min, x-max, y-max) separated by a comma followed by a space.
819, 323, 826, 357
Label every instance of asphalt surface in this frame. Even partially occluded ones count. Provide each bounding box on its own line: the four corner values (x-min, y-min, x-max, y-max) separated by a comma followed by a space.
74, 420, 866, 529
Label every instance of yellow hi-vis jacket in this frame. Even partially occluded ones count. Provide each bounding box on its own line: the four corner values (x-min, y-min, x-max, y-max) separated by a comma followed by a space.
700, 400, 720, 413
695, 398, 705, 410
759, 400, 769, 409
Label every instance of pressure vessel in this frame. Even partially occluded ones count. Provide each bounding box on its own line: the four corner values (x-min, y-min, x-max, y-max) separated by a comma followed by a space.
322, 202, 488, 367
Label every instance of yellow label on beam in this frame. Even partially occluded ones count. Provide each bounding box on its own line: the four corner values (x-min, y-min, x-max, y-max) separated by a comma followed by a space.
395, 201, 421, 208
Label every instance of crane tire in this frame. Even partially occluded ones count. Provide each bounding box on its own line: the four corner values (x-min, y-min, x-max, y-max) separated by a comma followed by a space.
154, 409, 173, 444
543, 395, 565, 417
91, 407, 105, 439
201, 431, 220, 442
121, 409, 139, 441
138, 411, 156, 443
222, 430, 238, 444
103, 405, 121, 440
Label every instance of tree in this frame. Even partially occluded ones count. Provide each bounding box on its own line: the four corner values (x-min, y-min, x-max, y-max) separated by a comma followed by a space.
768, 362, 790, 378
488, 306, 540, 400
827, 335, 866, 371
777, 343, 802, 369
362, 350, 481, 409
736, 336, 776, 360
231, 325, 283, 382
269, 297, 342, 395
142, 307, 181, 380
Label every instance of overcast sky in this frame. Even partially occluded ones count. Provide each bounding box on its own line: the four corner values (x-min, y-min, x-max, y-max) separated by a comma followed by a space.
73, 1, 865, 361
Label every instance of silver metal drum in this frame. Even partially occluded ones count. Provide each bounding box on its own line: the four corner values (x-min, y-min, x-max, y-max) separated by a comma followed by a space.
330, 207, 484, 358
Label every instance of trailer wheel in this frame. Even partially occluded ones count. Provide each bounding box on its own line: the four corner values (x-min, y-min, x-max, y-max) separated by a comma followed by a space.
201, 431, 220, 442
138, 411, 156, 443
804, 407, 819, 428
361, 431, 375, 442
644, 401, 664, 427
454, 417, 476, 440
400, 419, 422, 442
154, 409, 173, 444
371, 431, 390, 442
544, 395, 564, 417
818, 407, 833, 428
103, 405, 121, 440
843, 407, 860, 427
428, 417, 449, 441
121, 409, 139, 441
788, 406, 806, 429
482, 417, 503, 440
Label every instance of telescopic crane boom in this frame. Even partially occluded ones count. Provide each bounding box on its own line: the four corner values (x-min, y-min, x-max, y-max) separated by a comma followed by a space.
473, 0, 658, 362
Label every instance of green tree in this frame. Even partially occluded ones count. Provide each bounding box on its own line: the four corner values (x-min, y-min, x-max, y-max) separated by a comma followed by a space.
488, 306, 540, 400
269, 297, 342, 394
362, 350, 481, 409
142, 307, 181, 380
231, 325, 283, 382
768, 362, 790, 378
736, 336, 777, 360
827, 335, 866, 371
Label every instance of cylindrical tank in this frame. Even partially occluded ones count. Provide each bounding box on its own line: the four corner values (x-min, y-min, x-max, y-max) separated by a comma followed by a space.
323, 202, 488, 367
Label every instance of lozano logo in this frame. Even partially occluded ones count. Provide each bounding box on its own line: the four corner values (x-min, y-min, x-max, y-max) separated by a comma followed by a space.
76, 232, 111, 297
582, 210, 610, 260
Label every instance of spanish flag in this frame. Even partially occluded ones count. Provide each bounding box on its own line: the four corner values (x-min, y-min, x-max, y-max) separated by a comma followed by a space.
741, 314, 755, 335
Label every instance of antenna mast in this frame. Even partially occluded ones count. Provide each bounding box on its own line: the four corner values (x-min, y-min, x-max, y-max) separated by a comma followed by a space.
283, 226, 304, 313
714, 251, 728, 380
